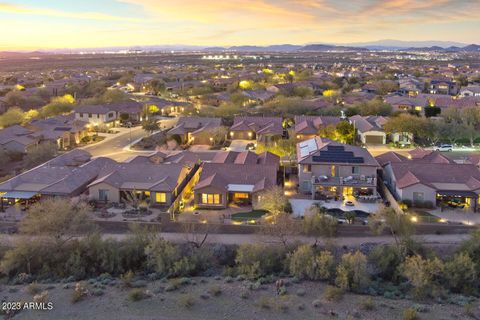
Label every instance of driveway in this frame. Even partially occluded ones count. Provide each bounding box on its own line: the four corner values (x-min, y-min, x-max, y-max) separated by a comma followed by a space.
228, 140, 252, 152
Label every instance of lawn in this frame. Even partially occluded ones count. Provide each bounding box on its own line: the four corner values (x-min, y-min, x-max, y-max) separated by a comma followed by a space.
406, 210, 442, 223
231, 209, 268, 221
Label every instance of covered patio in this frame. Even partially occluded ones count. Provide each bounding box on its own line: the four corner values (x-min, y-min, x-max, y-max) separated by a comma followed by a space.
436, 190, 478, 212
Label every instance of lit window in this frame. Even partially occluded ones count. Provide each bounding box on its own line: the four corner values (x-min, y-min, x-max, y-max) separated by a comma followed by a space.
156, 192, 166, 203
234, 193, 249, 199
303, 164, 311, 173
331, 165, 336, 177
201, 193, 220, 204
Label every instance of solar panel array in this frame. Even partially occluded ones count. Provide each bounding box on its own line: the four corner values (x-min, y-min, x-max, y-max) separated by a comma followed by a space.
312, 145, 365, 164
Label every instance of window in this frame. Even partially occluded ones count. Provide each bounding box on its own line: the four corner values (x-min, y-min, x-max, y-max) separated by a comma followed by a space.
234, 193, 249, 199
80, 113, 84, 117
98, 189, 109, 201
413, 192, 424, 201
201, 193, 220, 204
331, 165, 336, 177
88, 113, 92, 118
352, 166, 359, 174
108, 112, 115, 118
303, 164, 311, 173
155, 192, 166, 203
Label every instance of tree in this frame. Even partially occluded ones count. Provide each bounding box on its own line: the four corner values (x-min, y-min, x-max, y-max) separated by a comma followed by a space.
259, 213, 299, 248
40, 94, 76, 118
142, 119, 160, 135
368, 206, 414, 255
335, 121, 355, 144
256, 186, 289, 216
0, 107, 25, 127
20, 198, 94, 248
302, 205, 337, 246
24, 142, 57, 168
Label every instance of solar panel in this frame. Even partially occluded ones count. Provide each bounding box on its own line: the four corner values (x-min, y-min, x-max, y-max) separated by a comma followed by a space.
311, 145, 365, 163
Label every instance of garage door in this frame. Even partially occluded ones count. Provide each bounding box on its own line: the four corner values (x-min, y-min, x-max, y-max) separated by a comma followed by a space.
365, 135, 384, 144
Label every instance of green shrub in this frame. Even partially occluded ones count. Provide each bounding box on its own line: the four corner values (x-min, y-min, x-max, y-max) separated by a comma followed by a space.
208, 285, 222, 297
401, 255, 444, 298
403, 308, 418, 320
120, 271, 135, 288
178, 294, 195, 309
323, 285, 344, 302
359, 297, 375, 311
288, 245, 334, 281
369, 245, 402, 282
444, 253, 477, 294
235, 244, 285, 279
129, 288, 149, 301
257, 296, 273, 309
335, 251, 369, 292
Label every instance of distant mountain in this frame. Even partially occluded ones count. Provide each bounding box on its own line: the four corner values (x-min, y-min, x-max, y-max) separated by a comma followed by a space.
299, 44, 368, 52
402, 44, 480, 52
337, 39, 469, 50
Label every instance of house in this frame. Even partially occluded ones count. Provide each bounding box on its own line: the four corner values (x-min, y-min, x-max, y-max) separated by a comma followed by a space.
87, 161, 194, 209
241, 90, 276, 105
297, 137, 380, 200
377, 150, 480, 211
349, 115, 387, 145
429, 79, 459, 95
0, 125, 38, 154
230, 116, 283, 145
74, 105, 118, 128
145, 97, 191, 116
167, 117, 222, 145
398, 77, 422, 96
0, 150, 110, 203
460, 85, 480, 97
294, 115, 342, 141
193, 151, 279, 209
27, 115, 89, 149
384, 95, 428, 113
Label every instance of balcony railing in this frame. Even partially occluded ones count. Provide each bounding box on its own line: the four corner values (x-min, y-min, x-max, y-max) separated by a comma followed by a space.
311, 175, 377, 187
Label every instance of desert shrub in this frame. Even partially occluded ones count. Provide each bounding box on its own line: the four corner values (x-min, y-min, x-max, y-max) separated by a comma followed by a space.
403, 308, 418, 320
288, 245, 334, 281
444, 253, 477, 294
129, 288, 149, 301
33, 291, 49, 304
26, 282, 42, 295
459, 230, 480, 274
335, 251, 369, 292
91, 288, 104, 296
146, 238, 181, 276
323, 285, 344, 301
401, 255, 444, 298
240, 290, 249, 299
235, 244, 285, 279
369, 245, 402, 282
208, 285, 222, 296
71, 282, 89, 303
120, 271, 135, 288
257, 296, 273, 309
178, 294, 195, 309
359, 297, 375, 311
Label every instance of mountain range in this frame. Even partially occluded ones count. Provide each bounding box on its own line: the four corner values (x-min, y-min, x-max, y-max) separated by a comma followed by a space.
1, 40, 479, 55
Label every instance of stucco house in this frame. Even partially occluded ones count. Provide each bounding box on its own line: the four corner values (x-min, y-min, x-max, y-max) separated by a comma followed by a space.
230, 116, 283, 145
193, 151, 279, 209
377, 149, 480, 211
297, 137, 380, 200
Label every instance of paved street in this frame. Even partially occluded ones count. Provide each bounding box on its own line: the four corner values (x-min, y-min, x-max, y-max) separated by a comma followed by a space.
81, 117, 178, 161
81, 126, 147, 161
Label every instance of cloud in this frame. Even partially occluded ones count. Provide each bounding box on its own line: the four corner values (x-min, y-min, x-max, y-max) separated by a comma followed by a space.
0, 2, 139, 22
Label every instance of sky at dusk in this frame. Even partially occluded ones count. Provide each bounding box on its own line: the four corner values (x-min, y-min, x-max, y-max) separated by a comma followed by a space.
1, 0, 479, 50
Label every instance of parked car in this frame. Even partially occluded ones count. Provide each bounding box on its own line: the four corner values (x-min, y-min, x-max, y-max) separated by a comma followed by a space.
435, 144, 453, 152
344, 200, 355, 207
